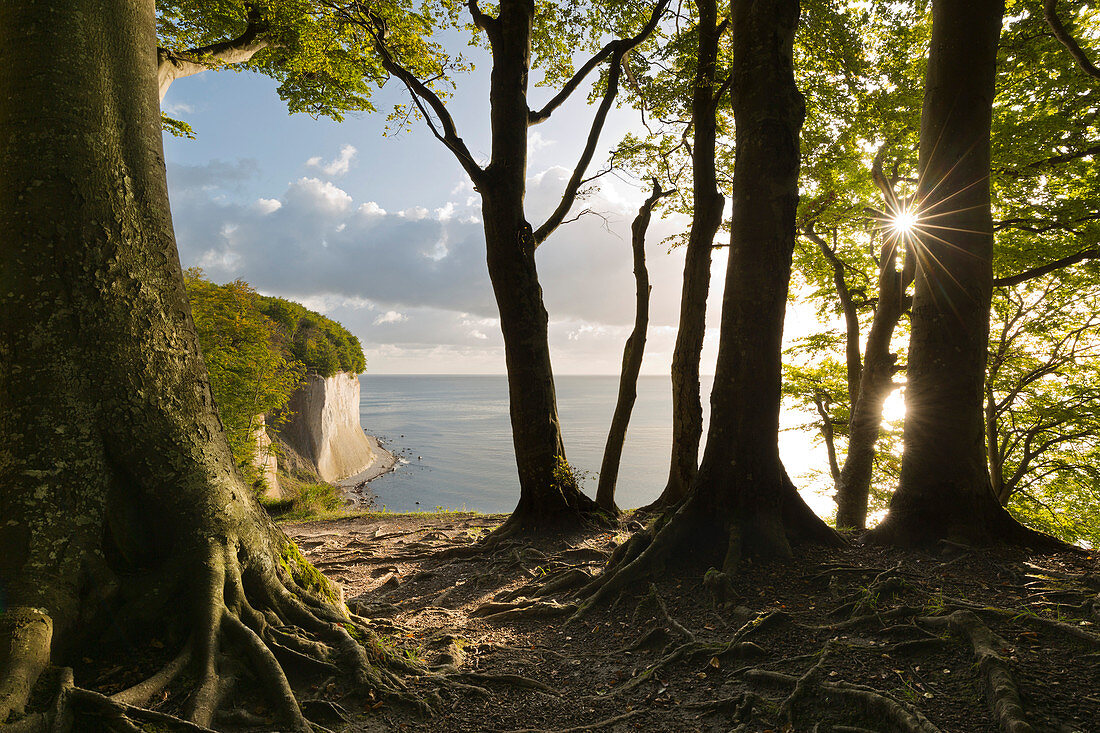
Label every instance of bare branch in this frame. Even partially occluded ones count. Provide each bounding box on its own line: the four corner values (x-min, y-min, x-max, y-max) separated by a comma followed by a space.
529, 43, 618, 125
993, 245, 1099, 287
1044, 0, 1100, 80
361, 11, 485, 185
804, 223, 862, 405
533, 0, 671, 246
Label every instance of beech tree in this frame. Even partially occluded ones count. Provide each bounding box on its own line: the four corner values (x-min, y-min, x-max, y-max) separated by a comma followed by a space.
156, 0, 459, 137
345, 0, 667, 532
647, 0, 730, 510
986, 275, 1100, 546
596, 181, 672, 512
579, 0, 842, 605
867, 0, 1056, 547
0, 1, 411, 728
781, 0, 926, 529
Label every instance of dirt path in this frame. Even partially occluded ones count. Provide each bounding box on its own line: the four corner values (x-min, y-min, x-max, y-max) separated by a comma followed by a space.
285, 512, 1100, 732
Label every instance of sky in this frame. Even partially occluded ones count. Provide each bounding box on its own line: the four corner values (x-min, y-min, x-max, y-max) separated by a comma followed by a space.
161, 44, 825, 376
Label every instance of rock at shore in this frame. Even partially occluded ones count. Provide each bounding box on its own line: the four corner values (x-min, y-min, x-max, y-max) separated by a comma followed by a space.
275, 371, 376, 483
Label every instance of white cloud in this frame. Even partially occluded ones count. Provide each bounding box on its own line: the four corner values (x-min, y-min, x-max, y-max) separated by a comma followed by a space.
373, 310, 408, 325
167, 162, 727, 374
289, 177, 352, 213
165, 101, 194, 116
528, 130, 555, 151
400, 206, 430, 220
255, 198, 282, 214
306, 144, 357, 176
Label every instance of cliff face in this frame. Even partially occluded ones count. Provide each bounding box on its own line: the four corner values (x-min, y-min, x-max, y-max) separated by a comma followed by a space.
251, 414, 281, 498
275, 372, 375, 482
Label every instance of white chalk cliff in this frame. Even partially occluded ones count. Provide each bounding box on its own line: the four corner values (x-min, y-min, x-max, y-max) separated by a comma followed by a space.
275, 372, 376, 483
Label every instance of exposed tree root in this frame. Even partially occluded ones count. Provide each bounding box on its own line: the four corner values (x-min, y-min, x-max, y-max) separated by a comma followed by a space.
471, 599, 578, 622
572, 475, 844, 618
603, 609, 777, 698
829, 565, 913, 618
1, 534, 428, 732
0, 609, 53, 723
744, 669, 943, 733
449, 672, 560, 696
918, 610, 1034, 733
634, 583, 695, 643
499, 708, 648, 733
940, 596, 1100, 648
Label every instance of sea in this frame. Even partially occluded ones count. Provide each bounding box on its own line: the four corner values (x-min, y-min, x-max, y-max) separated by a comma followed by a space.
356, 374, 830, 515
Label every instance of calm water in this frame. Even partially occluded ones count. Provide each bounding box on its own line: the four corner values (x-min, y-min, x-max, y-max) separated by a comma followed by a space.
357, 374, 828, 514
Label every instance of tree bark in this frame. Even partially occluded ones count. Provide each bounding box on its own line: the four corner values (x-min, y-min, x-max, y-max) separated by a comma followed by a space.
834, 238, 909, 529
366, 0, 665, 533
480, 0, 602, 532
0, 1, 401, 726
578, 0, 841, 605
650, 0, 726, 510
868, 0, 1054, 547
683, 0, 839, 563
156, 8, 270, 100
596, 182, 667, 512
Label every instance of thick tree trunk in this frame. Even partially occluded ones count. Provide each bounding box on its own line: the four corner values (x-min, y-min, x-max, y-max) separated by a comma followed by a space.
482, 0, 601, 533
596, 184, 666, 512
0, 1, 402, 727
834, 244, 908, 529
868, 0, 1053, 547
578, 0, 841, 605
651, 0, 726, 510
682, 0, 838, 563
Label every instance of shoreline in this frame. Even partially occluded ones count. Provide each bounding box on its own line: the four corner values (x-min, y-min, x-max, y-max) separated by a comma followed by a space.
335, 434, 399, 504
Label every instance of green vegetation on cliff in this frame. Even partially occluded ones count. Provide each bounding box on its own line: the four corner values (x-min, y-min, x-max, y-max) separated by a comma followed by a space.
184, 269, 366, 489
256, 293, 367, 377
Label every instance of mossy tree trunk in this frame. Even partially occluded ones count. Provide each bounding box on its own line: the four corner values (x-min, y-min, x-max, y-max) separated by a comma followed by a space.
0, 1, 406, 728
867, 0, 1056, 548
579, 0, 841, 605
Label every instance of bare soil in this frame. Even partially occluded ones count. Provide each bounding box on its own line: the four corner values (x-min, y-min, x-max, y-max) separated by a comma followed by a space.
282, 511, 1100, 733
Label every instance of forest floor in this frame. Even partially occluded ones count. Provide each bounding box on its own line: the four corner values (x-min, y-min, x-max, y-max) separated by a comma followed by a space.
282, 511, 1100, 733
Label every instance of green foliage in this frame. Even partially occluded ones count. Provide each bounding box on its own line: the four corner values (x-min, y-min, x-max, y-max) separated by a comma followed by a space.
255, 294, 366, 376
160, 112, 196, 139
989, 275, 1100, 547
288, 482, 346, 517
185, 269, 367, 497
552, 456, 590, 495
992, 0, 1100, 280
185, 270, 305, 490
156, 0, 469, 126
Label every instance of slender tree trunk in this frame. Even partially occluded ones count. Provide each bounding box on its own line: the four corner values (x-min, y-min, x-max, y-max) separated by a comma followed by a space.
868, 0, 1055, 547
597, 183, 667, 512
482, 0, 601, 532
577, 0, 841, 605
813, 390, 842, 485
0, 1, 402, 726
651, 0, 726, 510
985, 385, 1010, 504
834, 244, 909, 529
